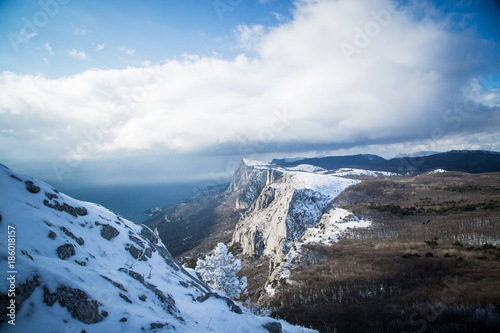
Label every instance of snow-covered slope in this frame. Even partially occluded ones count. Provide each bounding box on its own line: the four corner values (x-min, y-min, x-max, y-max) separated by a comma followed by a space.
0, 164, 315, 333
328, 168, 398, 177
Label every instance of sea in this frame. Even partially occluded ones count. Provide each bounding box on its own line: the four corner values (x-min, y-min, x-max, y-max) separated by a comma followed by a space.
59, 181, 208, 223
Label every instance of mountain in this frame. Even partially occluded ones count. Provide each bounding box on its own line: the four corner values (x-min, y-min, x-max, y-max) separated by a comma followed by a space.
146, 160, 377, 293
272, 154, 387, 170
229, 160, 370, 288
273, 150, 500, 174
380, 150, 500, 173
394, 151, 439, 158
0, 164, 314, 333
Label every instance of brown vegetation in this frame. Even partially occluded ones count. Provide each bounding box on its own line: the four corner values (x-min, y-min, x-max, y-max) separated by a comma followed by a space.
269, 172, 500, 332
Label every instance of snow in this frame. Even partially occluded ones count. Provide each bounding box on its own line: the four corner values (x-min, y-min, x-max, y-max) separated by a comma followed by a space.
303, 208, 372, 245
288, 171, 360, 198
426, 169, 447, 174
0, 164, 316, 333
242, 159, 270, 169
284, 164, 326, 173
330, 168, 398, 177
267, 207, 372, 293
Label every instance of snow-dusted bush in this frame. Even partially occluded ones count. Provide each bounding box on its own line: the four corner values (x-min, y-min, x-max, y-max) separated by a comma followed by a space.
196, 243, 247, 299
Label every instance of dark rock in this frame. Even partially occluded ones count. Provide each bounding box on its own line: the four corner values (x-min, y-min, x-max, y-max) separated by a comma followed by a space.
21, 250, 34, 261
10, 174, 22, 181
139, 294, 147, 301
75, 207, 88, 216
119, 293, 132, 304
75, 260, 86, 266
129, 233, 144, 248
179, 281, 189, 288
0, 213, 2, 223
101, 275, 127, 292
0, 275, 41, 322
118, 268, 144, 283
63, 203, 77, 217
42, 199, 87, 218
60, 226, 84, 245
196, 293, 242, 314
43, 285, 103, 324
25, 180, 40, 194
149, 284, 176, 313
263, 322, 283, 333
150, 322, 174, 330
16, 275, 41, 304
120, 317, 128, 322
101, 311, 108, 317
144, 247, 153, 258
100, 224, 120, 240
48, 231, 57, 239
45, 192, 58, 200
140, 225, 158, 244
57, 244, 75, 259
125, 244, 144, 260
43, 199, 78, 217
118, 267, 180, 317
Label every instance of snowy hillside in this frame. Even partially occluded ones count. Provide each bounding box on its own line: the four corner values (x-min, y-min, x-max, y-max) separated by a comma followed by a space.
328, 168, 398, 177
0, 164, 315, 333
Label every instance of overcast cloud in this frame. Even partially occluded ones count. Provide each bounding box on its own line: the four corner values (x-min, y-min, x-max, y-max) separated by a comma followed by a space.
1, 0, 499, 186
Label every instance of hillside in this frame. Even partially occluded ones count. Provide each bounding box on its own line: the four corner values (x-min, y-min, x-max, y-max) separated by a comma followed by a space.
0, 164, 315, 333
271, 171, 500, 332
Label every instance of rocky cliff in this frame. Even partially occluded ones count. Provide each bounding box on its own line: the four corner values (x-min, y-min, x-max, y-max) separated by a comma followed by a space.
229, 160, 372, 287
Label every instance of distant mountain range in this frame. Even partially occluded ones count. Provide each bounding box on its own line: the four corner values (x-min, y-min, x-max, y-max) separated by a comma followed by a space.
272, 150, 500, 174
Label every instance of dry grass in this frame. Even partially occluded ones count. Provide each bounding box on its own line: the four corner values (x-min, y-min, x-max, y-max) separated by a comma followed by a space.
270, 172, 500, 333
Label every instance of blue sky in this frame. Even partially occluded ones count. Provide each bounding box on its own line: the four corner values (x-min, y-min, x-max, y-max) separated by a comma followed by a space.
1, 0, 500, 189
0, 0, 294, 77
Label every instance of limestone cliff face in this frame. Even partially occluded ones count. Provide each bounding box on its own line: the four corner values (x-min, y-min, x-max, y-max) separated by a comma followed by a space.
228, 159, 283, 210
231, 160, 359, 266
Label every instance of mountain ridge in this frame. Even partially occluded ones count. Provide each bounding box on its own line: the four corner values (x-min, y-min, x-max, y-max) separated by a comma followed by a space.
272, 150, 500, 174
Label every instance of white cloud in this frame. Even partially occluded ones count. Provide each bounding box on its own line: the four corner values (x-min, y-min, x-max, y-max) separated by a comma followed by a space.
96, 44, 105, 51
118, 47, 135, 55
236, 24, 267, 50
67, 48, 88, 60
45, 43, 54, 55
1, 0, 499, 184
19, 29, 37, 39
270, 11, 286, 21
73, 25, 92, 36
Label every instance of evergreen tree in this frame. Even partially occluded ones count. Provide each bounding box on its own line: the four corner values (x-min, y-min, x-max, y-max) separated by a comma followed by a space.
195, 243, 247, 299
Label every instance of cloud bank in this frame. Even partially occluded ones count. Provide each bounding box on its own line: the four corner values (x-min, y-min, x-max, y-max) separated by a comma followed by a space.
1, 0, 499, 184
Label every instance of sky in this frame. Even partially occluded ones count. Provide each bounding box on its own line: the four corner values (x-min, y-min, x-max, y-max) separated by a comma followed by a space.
1, 0, 500, 189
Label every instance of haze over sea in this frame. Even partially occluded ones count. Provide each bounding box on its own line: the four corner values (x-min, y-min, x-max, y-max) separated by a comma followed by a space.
58, 181, 206, 223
